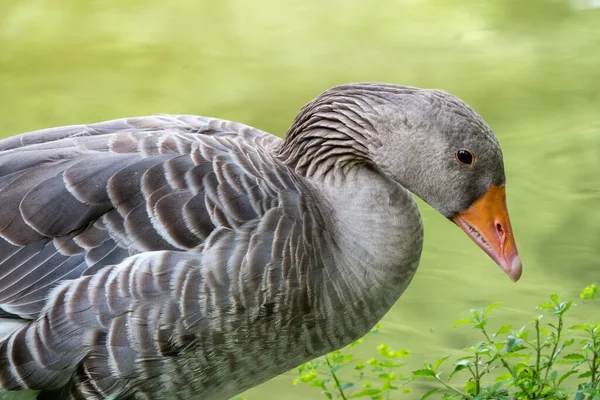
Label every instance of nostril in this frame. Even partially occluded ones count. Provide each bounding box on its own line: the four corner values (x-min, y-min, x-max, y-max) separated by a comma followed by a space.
496, 222, 505, 239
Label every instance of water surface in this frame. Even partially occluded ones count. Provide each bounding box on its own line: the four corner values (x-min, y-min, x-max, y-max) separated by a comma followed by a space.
0, 1, 598, 398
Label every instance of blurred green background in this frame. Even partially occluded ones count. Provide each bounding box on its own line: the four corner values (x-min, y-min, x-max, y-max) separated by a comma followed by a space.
0, 0, 598, 399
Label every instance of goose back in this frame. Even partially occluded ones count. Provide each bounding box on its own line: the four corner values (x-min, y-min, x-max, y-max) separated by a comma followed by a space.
0, 115, 286, 318
0, 112, 423, 399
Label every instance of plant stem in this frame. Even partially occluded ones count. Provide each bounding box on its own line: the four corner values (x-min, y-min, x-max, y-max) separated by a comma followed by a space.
481, 328, 517, 379
544, 315, 563, 380
474, 353, 481, 395
531, 319, 542, 400
536, 313, 564, 398
591, 330, 598, 389
386, 366, 392, 400
534, 319, 541, 381
324, 355, 348, 400
434, 376, 475, 400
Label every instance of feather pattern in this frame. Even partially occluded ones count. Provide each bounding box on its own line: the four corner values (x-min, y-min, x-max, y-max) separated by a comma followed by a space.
0, 83, 510, 399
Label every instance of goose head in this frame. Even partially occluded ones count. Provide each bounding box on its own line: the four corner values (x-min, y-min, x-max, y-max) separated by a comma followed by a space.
280, 82, 522, 282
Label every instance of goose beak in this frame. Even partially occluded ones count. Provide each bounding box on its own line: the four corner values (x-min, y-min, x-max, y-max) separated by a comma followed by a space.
452, 185, 522, 282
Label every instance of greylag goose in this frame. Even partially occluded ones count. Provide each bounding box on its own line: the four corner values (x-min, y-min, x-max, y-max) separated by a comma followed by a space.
0, 83, 521, 399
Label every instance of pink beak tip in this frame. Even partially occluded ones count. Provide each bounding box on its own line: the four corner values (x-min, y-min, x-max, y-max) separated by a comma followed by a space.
506, 255, 523, 283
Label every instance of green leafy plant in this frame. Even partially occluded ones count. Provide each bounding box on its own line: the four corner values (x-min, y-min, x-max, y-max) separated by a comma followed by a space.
292, 284, 599, 400
293, 324, 412, 399
411, 283, 600, 399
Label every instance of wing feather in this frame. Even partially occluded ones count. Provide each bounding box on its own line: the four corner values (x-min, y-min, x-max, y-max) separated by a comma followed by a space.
0, 115, 282, 320
0, 114, 327, 399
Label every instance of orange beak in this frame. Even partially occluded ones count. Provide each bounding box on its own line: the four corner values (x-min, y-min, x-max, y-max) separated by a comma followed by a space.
452, 185, 522, 282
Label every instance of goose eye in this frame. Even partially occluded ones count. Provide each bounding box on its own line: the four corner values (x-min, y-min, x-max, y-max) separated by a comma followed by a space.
456, 149, 474, 165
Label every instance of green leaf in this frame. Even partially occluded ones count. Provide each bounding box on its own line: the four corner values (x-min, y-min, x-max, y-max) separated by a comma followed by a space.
538, 301, 554, 310
378, 344, 409, 358
557, 300, 573, 315
412, 369, 436, 378
582, 342, 595, 351
394, 349, 410, 357
484, 302, 501, 316
579, 371, 593, 379
495, 325, 513, 335
378, 360, 405, 368
465, 380, 477, 395
449, 364, 467, 379
420, 388, 440, 399
571, 324, 591, 331
348, 389, 382, 398
563, 353, 586, 360
339, 382, 355, 390
299, 369, 318, 382
367, 357, 379, 366
452, 318, 474, 327
494, 372, 513, 382
557, 370, 579, 386
580, 283, 598, 300
550, 293, 560, 304
311, 379, 324, 387
454, 358, 473, 366
505, 336, 525, 352
474, 319, 487, 329
516, 327, 530, 340
432, 356, 449, 372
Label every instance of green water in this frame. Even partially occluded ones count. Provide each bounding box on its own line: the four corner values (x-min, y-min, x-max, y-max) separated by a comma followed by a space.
0, 1, 598, 398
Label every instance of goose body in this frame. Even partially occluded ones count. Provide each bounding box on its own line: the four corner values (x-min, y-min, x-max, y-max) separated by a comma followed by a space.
0, 83, 521, 399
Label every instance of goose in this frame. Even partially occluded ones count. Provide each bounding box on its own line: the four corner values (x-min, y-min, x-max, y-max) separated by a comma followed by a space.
0, 83, 521, 399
